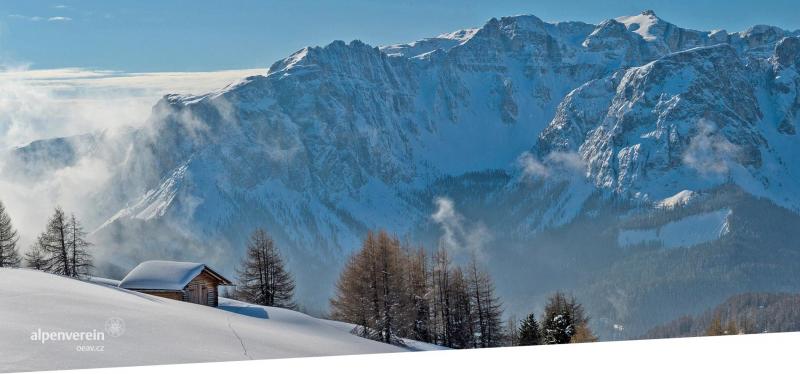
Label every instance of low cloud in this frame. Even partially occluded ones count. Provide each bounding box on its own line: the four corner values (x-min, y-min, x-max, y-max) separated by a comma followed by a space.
8, 14, 44, 22
8, 14, 72, 22
0, 65, 264, 252
0, 66, 264, 149
682, 120, 741, 176
431, 197, 491, 258
518, 151, 585, 180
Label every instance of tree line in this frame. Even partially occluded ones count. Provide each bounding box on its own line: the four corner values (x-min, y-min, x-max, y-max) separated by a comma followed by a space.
1, 197, 597, 349
329, 229, 596, 348
0, 199, 93, 277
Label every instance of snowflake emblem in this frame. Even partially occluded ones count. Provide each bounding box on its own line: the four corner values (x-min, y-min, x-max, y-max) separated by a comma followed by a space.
104, 317, 126, 338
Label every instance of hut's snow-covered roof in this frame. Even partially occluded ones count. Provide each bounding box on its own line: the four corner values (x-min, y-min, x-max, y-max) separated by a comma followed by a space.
119, 261, 230, 290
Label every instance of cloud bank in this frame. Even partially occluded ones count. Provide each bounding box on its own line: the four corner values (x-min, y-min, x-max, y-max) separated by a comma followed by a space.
0, 66, 264, 149
0, 65, 264, 252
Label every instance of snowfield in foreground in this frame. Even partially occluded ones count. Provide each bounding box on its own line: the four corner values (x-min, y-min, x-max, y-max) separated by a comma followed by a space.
0, 269, 433, 372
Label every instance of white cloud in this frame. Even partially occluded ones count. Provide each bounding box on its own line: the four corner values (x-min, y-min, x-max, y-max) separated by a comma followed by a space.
682, 120, 741, 176
0, 65, 265, 252
8, 14, 44, 22
431, 197, 491, 257
47, 16, 72, 22
0, 66, 265, 148
518, 150, 586, 180
518, 152, 549, 178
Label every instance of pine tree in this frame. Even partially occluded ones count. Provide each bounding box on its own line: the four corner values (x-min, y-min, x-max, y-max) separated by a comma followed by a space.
542, 292, 576, 344
518, 313, 542, 346
0, 200, 21, 268
236, 229, 296, 309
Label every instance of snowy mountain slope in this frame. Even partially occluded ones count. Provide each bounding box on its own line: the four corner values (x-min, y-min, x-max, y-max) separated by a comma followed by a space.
0, 268, 421, 372
538, 40, 800, 210
8, 11, 800, 338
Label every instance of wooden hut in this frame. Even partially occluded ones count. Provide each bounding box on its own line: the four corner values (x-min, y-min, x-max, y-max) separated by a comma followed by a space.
119, 260, 233, 307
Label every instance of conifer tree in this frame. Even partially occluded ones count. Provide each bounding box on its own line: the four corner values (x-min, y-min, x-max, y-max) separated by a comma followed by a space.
66, 214, 93, 277
724, 319, 739, 335
466, 253, 504, 347
447, 267, 475, 349
430, 246, 454, 347
0, 200, 21, 268
25, 244, 46, 270
236, 229, 296, 309
330, 231, 405, 344
36, 207, 71, 276
706, 314, 725, 336
34, 208, 93, 277
505, 315, 520, 346
518, 313, 542, 346
542, 292, 576, 344
403, 246, 432, 342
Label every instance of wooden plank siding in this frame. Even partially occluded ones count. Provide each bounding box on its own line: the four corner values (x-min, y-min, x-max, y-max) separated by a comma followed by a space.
136, 270, 224, 307
141, 290, 184, 301
182, 271, 221, 307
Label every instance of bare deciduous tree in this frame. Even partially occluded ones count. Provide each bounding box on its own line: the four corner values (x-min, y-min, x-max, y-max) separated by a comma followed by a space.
236, 229, 296, 309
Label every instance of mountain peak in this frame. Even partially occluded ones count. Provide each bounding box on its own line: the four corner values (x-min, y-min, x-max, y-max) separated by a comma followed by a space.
615, 10, 664, 41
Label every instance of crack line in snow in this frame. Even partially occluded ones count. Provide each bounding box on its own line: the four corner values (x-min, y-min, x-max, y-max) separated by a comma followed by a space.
226, 316, 252, 359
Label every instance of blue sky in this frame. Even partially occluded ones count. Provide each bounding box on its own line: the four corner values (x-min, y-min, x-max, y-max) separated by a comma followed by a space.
1, 0, 799, 72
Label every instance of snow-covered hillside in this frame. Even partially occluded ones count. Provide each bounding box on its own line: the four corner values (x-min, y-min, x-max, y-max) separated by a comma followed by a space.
0, 269, 429, 372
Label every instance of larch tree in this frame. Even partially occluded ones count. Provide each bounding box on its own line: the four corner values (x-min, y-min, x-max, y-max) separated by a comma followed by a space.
34, 208, 93, 277
25, 244, 47, 270
466, 254, 504, 348
0, 200, 21, 268
36, 207, 71, 276
706, 314, 725, 336
505, 315, 520, 346
446, 266, 475, 349
236, 229, 296, 309
430, 246, 454, 347
330, 230, 510, 349
402, 246, 432, 343
330, 231, 405, 344
66, 214, 93, 277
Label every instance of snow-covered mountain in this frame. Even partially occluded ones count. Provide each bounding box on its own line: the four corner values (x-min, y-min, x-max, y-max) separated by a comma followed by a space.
8, 10, 800, 338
